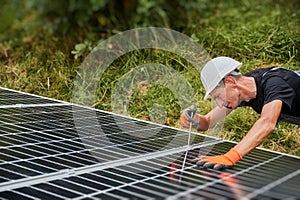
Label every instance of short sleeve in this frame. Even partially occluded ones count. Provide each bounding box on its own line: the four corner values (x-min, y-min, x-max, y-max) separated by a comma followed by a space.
263, 76, 295, 110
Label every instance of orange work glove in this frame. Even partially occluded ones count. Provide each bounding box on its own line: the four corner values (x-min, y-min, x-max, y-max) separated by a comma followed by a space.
192, 148, 242, 170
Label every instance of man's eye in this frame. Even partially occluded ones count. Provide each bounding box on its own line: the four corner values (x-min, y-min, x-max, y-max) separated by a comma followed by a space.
212, 95, 219, 100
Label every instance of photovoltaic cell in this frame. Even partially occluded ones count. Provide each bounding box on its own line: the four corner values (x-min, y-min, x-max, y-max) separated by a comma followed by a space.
0, 87, 299, 199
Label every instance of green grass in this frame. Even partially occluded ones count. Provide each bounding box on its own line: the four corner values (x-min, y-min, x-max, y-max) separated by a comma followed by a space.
0, 0, 299, 155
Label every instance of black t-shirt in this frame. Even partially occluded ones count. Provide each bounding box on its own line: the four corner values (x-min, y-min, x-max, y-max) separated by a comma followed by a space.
239, 67, 300, 125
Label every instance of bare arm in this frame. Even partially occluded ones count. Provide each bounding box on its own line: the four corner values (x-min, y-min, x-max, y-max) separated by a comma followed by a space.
191, 100, 283, 170
234, 100, 282, 157
204, 106, 233, 129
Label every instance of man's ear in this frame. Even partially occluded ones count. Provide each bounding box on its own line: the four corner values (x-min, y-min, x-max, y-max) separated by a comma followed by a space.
224, 76, 237, 85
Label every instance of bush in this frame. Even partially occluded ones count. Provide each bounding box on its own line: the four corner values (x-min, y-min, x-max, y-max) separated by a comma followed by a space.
26, 0, 110, 34
25, 0, 212, 34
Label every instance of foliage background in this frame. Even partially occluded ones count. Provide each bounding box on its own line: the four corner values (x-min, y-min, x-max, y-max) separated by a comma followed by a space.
0, 0, 299, 155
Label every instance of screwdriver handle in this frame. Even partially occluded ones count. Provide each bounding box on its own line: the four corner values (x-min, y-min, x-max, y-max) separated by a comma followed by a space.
184, 105, 199, 129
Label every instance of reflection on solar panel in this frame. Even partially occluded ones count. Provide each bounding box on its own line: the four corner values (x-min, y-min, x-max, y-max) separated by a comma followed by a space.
0, 87, 299, 199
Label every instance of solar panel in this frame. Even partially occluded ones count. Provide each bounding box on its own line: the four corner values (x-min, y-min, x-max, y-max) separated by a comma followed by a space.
0, 87, 299, 199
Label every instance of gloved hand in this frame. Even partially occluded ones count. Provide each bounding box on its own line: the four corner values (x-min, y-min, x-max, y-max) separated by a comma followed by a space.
192, 148, 242, 170
184, 105, 199, 129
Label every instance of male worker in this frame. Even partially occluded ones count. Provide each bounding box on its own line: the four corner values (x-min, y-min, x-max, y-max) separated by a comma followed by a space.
180, 56, 300, 170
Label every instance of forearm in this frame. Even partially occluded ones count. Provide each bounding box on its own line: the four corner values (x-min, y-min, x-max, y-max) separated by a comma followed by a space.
197, 106, 231, 131
234, 117, 276, 157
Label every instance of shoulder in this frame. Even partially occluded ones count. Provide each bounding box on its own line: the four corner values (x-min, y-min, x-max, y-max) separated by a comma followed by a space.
244, 67, 275, 77
245, 67, 296, 85
245, 67, 295, 77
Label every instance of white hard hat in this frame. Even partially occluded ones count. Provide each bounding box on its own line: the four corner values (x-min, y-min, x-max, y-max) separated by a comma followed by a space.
201, 56, 242, 100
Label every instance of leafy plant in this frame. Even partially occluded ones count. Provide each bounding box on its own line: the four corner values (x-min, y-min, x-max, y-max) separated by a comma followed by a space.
26, 0, 110, 34
71, 40, 95, 59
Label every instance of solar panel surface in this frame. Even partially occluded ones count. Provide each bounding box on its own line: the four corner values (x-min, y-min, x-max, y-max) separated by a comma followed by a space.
0, 87, 299, 199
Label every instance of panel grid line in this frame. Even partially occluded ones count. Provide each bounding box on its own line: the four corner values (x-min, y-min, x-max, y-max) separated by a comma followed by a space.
0, 140, 222, 191
166, 154, 284, 199
0, 103, 67, 109
0, 87, 299, 199
241, 169, 300, 199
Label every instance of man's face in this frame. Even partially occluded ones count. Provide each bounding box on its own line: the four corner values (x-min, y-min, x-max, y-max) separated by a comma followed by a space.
210, 80, 240, 110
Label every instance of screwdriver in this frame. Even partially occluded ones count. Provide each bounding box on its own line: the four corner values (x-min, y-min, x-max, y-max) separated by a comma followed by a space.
179, 105, 199, 182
